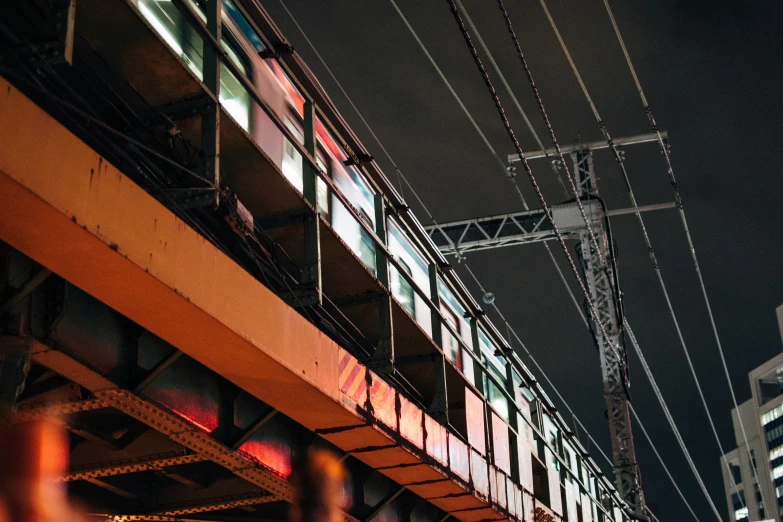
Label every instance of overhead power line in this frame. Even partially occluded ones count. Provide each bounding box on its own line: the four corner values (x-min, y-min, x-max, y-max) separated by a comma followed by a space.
491, 0, 618, 316
630, 402, 702, 522
443, 0, 719, 517
534, 0, 742, 510
430, 0, 626, 375
451, 0, 569, 196
625, 321, 724, 522
598, 0, 767, 508
481, 2, 708, 518
275, 0, 614, 478
277, 1, 705, 517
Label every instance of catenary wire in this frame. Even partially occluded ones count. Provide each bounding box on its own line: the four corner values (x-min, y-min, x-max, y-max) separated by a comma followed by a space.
534, 0, 742, 509
624, 320, 724, 521
275, 3, 699, 517
442, 2, 726, 518
275, 0, 587, 326
275, 0, 616, 474
451, 0, 569, 197
486, 3, 729, 517
488, 0, 611, 286
434, 0, 627, 396
599, 0, 767, 507
630, 403, 702, 522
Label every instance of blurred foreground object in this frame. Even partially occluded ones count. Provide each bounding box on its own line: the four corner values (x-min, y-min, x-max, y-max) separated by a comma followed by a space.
290, 448, 348, 522
0, 420, 87, 522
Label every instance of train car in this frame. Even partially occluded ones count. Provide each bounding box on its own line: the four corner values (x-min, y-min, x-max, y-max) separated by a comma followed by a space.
131, 0, 519, 398
133, 0, 379, 276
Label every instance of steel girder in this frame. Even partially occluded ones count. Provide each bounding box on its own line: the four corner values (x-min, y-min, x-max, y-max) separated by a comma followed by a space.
423, 207, 567, 257
63, 452, 205, 482
579, 225, 643, 513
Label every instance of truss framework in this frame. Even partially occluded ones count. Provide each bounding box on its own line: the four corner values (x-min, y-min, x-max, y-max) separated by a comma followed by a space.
426, 143, 673, 514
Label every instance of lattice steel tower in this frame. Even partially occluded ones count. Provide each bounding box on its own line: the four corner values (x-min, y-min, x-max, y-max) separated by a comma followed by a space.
426, 133, 673, 518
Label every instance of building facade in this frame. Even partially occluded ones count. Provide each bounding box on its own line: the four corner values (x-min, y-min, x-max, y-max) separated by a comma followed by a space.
721, 305, 783, 522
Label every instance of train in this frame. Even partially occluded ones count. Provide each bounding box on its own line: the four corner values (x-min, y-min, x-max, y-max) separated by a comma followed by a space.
132, 0, 495, 394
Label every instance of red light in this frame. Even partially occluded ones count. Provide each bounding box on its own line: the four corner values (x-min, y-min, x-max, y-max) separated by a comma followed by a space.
239, 439, 292, 478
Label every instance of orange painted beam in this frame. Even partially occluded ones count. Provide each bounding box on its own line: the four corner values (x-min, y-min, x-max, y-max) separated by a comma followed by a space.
0, 78, 500, 521
0, 76, 353, 433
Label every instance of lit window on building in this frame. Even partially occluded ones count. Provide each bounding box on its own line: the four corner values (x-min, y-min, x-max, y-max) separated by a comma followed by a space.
732, 491, 747, 522
761, 403, 783, 426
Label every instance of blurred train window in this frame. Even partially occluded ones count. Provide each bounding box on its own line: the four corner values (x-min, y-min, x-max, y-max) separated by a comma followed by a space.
265, 58, 305, 118
478, 328, 510, 420
437, 278, 471, 346
222, 0, 266, 53
316, 151, 330, 216
478, 328, 506, 378
317, 118, 376, 226
437, 277, 476, 384
387, 218, 432, 336
219, 33, 252, 130
485, 373, 510, 422
314, 118, 378, 274
330, 197, 377, 275
135, 0, 204, 78
393, 259, 415, 316
282, 117, 304, 191
441, 304, 461, 367
134, 0, 251, 130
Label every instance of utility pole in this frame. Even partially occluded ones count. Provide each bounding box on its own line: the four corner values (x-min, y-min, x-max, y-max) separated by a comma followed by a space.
425, 132, 673, 519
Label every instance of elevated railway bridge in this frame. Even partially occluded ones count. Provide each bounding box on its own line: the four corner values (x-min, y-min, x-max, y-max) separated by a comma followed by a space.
0, 1, 637, 521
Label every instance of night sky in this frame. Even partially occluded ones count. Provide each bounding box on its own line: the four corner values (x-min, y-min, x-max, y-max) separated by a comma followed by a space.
260, 1, 783, 520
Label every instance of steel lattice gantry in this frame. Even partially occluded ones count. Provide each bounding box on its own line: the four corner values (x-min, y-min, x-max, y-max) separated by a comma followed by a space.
426, 140, 675, 518
429, 196, 648, 512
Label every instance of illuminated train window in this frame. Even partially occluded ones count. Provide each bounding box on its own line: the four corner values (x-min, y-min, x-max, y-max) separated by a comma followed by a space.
134, 0, 252, 130
393, 259, 415, 316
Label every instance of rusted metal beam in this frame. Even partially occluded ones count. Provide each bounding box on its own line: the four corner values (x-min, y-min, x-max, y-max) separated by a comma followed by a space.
0, 78, 485, 522
94, 388, 293, 501
105, 515, 212, 522
64, 451, 204, 481
0, 76, 360, 434
144, 492, 275, 516
107, 495, 275, 520
13, 397, 108, 422
15, 340, 295, 507
105, 515, 224, 522
85, 477, 138, 499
